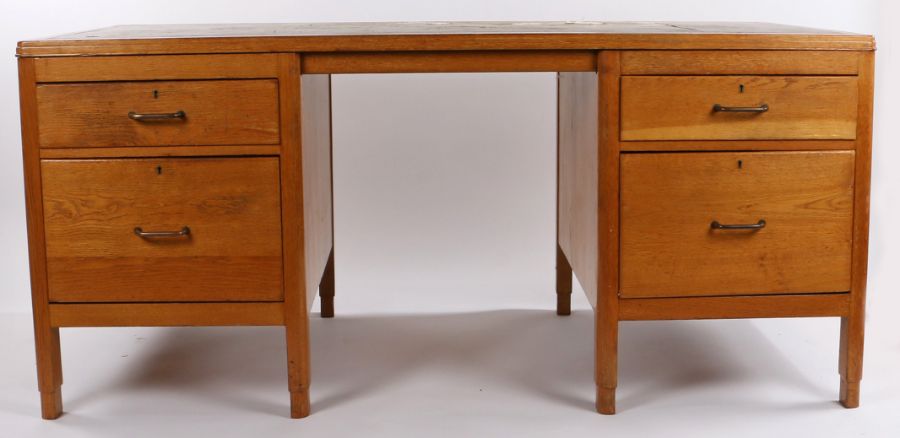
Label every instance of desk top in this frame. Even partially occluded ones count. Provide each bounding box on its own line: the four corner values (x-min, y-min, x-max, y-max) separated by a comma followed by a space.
17, 21, 874, 57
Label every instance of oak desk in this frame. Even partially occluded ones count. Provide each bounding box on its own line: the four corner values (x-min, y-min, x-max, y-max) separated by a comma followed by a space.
16, 22, 875, 419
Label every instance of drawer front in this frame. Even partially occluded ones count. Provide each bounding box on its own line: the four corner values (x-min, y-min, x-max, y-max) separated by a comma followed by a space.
620, 151, 853, 298
36, 80, 280, 148
42, 157, 283, 302
620, 76, 858, 141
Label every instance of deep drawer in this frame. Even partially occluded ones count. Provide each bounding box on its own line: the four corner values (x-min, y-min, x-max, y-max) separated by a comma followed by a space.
619, 151, 854, 298
42, 157, 283, 302
36, 79, 280, 148
620, 76, 858, 141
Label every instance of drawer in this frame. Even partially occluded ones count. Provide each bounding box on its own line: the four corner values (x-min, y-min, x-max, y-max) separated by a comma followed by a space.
620, 151, 853, 298
36, 80, 280, 148
41, 157, 283, 302
620, 76, 858, 141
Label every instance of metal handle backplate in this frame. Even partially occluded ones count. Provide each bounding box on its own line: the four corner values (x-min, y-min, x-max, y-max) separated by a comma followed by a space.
710, 219, 766, 230
134, 226, 191, 238
712, 104, 769, 113
128, 110, 186, 122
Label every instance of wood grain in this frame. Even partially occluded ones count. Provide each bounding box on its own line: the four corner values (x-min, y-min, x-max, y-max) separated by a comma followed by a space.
278, 53, 311, 419
19, 56, 64, 420
37, 80, 280, 148
557, 71, 599, 308
40, 145, 281, 159
621, 76, 859, 141
302, 50, 596, 73
840, 50, 875, 409
595, 51, 620, 415
49, 303, 284, 327
621, 50, 859, 75
34, 54, 279, 82
619, 293, 850, 320
620, 151, 854, 298
42, 157, 283, 302
300, 74, 335, 312
620, 139, 856, 152
16, 22, 875, 57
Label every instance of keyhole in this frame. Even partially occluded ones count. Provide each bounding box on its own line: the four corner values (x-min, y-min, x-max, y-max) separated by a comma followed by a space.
153, 90, 159, 99
739, 84, 745, 93
738, 160, 743, 169
156, 165, 162, 175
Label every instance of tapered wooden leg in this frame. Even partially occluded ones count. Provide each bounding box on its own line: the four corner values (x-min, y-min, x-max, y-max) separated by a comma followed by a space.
838, 315, 864, 408
595, 308, 618, 415
285, 322, 311, 418
596, 385, 616, 415
35, 326, 63, 419
320, 249, 335, 318
290, 388, 311, 419
556, 244, 573, 316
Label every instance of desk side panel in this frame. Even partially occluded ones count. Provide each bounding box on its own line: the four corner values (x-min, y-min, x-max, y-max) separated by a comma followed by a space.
558, 71, 599, 307
300, 73, 334, 310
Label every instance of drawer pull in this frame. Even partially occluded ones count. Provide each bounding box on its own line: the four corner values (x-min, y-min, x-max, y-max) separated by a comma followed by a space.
710, 219, 766, 230
712, 103, 769, 113
134, 226, 191, 238
128, 110, 186, 122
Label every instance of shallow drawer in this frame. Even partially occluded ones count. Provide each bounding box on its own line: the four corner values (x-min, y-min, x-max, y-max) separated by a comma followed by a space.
36, 80, 280, 148
620, 76, 858, 141
620, 151, 853, 298
42, 157, 283, 302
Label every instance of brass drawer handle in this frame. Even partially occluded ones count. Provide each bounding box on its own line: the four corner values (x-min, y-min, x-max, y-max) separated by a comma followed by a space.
712, 103, 769, 113
134, 226, 191, 238
128, 110, 186, 121
710, 219, 766, 230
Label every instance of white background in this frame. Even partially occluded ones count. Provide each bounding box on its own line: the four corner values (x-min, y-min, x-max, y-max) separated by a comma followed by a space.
1, 1, 898, 437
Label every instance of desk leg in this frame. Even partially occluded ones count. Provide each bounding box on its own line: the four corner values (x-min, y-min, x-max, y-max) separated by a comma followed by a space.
839, 315, 863, 408
20, 57, 64, 420
35, 326, 64, 419
556, 245, 573, 315
320, 249, 335, 318
595, 311, 618, 415
838, 50, 872, 409
595, 50, 621, 415
285, 322, 311, 418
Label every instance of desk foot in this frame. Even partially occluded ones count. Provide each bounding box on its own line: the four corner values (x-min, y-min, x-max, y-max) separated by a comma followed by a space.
556, 244, 573, 316
840, 379, 860, 408
290, 389, 310, 418
40, 390, 63, 420
596, 386, 616, 415
320, 249, 335, 318
320, 296, 334, 319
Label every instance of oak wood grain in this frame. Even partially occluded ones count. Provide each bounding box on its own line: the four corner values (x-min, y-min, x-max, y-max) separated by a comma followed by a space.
16, 22, 875, 57
42, 157, 283, 302
39, 145, 281, 159
49, 303, 285, 327
621, 76, 859, 141
37, 80, 280, 148
301, 74, 335, 312
620, 139, 856, 152
620, 151, 854, 298
278, 53, 311, 419
619, 293, 850, 320
596, 51, 621, 415
621, 50, 859, 75
34, 54, 279, 82
840, 50, 875, 409
303, 50, 596, 73
557, 71, 599, 308
19, 56, 64, 420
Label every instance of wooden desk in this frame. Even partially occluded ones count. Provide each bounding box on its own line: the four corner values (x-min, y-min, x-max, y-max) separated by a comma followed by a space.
16, 22, 875, 419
